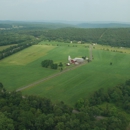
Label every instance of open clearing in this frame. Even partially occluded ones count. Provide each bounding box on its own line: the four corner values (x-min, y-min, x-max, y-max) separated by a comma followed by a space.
23, 48, 130, 105
0, 41, 130, 105
0, 42, 89, 91
0, 45, 55, 65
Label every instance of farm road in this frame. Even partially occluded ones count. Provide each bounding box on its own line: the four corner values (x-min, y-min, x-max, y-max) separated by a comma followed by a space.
16, 45, 93, 92
89, 44, 93, 61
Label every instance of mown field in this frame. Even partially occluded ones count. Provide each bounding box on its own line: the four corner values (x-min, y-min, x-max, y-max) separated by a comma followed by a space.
0, 41, 89, 90
23, 45, 130, 105
0, 41, 130, 105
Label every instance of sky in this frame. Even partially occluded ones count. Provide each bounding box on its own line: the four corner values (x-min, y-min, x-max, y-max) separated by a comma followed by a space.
0, 0, 130, 23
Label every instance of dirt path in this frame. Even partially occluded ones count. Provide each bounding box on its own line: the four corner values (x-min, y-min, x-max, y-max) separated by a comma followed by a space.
99, 29, 107, 39
89, 44, 93, 61
16, 45, 93, 92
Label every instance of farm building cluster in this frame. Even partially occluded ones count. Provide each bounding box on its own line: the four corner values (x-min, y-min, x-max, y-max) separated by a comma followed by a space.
67, 55, 88, 65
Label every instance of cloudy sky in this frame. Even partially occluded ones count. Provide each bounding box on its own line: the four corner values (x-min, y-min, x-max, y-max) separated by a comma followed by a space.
0, 0, 129, 22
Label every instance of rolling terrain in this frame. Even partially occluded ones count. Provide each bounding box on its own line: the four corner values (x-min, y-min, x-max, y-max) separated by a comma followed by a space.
23, 45, 130, 105
0, 41, 130, 105
0, 42, 89, 91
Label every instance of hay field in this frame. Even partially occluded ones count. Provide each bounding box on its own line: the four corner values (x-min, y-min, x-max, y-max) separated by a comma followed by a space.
0, 42, 89, 91
0, 41, 130, 105
22, 42, 130, 105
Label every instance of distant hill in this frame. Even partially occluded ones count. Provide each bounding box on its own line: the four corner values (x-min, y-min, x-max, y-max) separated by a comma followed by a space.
0, 20, 74, 29
76, 23, 130, 28
1, 20, 130, 29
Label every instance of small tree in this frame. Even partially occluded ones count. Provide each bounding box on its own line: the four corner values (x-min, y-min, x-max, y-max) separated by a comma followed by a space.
60, 68, 63, 71
59, 62, 63, 68
54, 64, 58, 69
126, 79, 130, 86
0, 82, 3, 89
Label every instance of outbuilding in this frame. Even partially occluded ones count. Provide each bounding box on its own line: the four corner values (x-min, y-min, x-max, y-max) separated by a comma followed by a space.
66, 63, 70, 66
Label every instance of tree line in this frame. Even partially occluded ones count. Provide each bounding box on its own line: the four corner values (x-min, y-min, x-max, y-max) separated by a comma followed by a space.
0, 24, 12, 28
0, 29, 42, 60
1, 27, 130, 48
0, 44, 32, 60
42, 28, 130, 47
0, 79, 130, 130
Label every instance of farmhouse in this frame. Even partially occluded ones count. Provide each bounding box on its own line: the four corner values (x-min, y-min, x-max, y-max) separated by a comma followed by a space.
77, 41, 82, 44
68, 55, 87, 64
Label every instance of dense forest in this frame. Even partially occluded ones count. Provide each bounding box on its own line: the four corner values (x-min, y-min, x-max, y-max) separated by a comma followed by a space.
42, 28, 130, 47
0, 24, 130, 48
0, 80, 130, 130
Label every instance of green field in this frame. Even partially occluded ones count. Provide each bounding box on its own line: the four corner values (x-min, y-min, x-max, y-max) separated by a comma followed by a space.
0, 42, 89, 90
0, 41, 130, 105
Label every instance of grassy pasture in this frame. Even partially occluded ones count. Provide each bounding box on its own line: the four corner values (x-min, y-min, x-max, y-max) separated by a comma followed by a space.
0, 42, 89, 91
0, 45, 55, 65
0, 41, 130, 105
22, 43, 130, 105
0, 45, 57, 90
93, 44, 130, 54
39, 41, 90, 48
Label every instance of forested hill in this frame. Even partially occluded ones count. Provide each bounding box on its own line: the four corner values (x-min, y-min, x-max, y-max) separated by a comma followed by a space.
43, 28, 130, 47
1, 21, 130, 28
0, 23, 130, 47
0, 80, 130, 130
77, 23, 130, 28
0, 21, 73, 29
